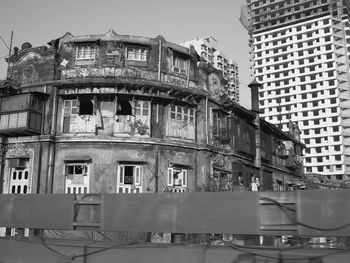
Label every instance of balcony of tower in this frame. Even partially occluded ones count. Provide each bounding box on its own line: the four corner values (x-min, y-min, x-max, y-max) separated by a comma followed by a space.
248, 0, 332, 34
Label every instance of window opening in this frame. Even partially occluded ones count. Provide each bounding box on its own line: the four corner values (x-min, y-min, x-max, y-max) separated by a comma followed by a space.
75, 45, 96, 60
170, 105, 195, 123
135, 100, 150, 116
116, 100, 133, 115
117, 164, 142, 193
126, 45, 148, 61
65, 163, 89, 194
79, 99, 93, 115
124, 166, 134, 184
167, 165, 188, 192
172, 52, 189, 75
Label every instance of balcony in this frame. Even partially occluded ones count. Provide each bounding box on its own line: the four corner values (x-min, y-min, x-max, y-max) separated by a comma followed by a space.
286, 153, 303, 170
0, 92, 46, 136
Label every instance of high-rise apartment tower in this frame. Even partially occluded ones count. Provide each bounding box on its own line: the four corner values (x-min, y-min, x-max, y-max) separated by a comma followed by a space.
244, 0, 350, 180
180, 37, 240, 103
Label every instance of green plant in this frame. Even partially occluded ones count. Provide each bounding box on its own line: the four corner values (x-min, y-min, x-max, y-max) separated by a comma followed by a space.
129, 119, 149, 136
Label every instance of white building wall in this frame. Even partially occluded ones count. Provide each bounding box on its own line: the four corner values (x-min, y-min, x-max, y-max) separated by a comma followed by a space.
180, 37, 240, 103
252, 15, 349, 180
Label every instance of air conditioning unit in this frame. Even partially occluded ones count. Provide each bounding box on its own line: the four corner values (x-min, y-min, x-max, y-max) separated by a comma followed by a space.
172, 67, 180, 73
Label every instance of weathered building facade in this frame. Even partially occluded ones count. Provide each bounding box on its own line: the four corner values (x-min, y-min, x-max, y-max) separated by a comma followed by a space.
0, 31, 304, 205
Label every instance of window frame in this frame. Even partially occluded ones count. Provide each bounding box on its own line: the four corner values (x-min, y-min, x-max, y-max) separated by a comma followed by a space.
170, 105, 195, 124
135, 100, 150, 117
126, 45, 149, 62
75, 44, 96, 60
118, 164, 143, 186
167, 167, 188, 188
64, 162, 90, 194
172, 53, 189, 75
9, 165, 30, 194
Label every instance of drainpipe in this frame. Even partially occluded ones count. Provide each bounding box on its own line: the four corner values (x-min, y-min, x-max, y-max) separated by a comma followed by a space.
156, 37, 162, 127
154, 146, 159, 192
254, 114, 262, 175
186, 60, 190, 87
36, 142, 43, 193
205, 97, 209, 145
0, 137, 7, 194
158, 37, 162, 81
248, 79, 263, 189
194, 153, 198, 190
46, 86, 58, 193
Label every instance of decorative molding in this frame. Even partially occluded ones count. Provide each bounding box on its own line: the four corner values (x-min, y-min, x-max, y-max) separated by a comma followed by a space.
6, 143, 31, 158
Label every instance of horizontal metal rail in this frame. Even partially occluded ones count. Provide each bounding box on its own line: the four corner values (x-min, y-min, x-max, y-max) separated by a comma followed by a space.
0, 190, 350, 236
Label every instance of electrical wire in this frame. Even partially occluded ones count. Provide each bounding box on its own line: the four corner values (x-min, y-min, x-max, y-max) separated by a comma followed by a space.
97, 231, 114, 241
229, 241, 310, 251
2, 234, 350, 262
0, 35, 10, 50
229, 243, 350, 261
40, 237, 74, 259
72, 241, 139, 259
40, 236, 141, 259
4, 195, 350, 261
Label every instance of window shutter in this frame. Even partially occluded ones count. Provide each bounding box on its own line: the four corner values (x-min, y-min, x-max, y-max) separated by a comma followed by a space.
249, 125, 256, 155
213, 111, 219, 136
119, 165, 124, 184
75, 99, 80, 115
182, 170, 188, 187
135, 166, 141, 186
131, 99, 136, 117
167, 168, 173, 186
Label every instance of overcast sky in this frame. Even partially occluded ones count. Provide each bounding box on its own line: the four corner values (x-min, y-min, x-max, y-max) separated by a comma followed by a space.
0, 0, 252, 108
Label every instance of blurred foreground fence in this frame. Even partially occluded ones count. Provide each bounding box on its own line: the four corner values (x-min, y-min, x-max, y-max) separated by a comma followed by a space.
1, 190, 350, 262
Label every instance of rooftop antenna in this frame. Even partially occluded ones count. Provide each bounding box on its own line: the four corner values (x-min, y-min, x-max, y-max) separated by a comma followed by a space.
0, 31, 14, 80
7, 31, 14, 80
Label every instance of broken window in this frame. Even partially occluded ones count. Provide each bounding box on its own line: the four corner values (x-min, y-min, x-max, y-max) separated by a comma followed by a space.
62, 98, 96, 133
79, 99, 93, 115
116, 99, 133, 115
63, 98, 93, 116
